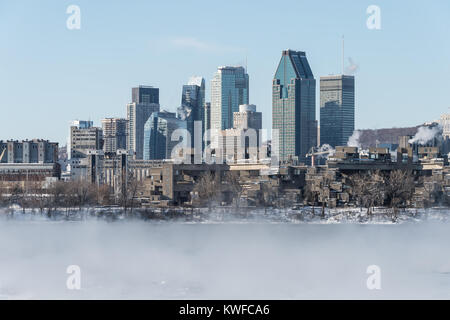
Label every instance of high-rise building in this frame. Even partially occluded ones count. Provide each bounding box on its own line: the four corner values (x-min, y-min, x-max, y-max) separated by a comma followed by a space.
127, 86, 160, 159
218, 104, 263, 163
69, 120, 103, 159
143, 111, 187, 160
211, 66, 249, 132
233, 104, 262, 130
320, 75, 355, 147
68, 120, 103, 180
177, 77, 206, 151
272, 50, 317, 162
132, 86, 159, 104
204, 102, 211, 146
436, 113, 450, 139
101, 118, 128, 153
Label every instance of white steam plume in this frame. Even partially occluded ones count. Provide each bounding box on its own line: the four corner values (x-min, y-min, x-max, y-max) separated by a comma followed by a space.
347, 130, 361, 148
408, 125, 442, 145
317, 144, 335, 159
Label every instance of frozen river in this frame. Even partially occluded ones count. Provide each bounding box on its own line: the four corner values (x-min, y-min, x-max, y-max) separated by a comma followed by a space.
1, 218, 450, 299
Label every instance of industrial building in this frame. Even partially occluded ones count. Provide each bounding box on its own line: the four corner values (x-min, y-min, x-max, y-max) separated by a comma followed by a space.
0, 140, 60, 191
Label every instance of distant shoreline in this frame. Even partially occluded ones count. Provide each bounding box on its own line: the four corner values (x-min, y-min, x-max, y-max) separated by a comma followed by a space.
1, 206, 449, 224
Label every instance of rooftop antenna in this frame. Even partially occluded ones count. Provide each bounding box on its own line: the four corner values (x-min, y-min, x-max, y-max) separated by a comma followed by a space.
342, 35, 345, 75
245, 50, 248, 73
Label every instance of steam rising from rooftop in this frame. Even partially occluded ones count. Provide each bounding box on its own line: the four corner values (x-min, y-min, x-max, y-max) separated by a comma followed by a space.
408, 124, 442, 145
347, 130, 361, 148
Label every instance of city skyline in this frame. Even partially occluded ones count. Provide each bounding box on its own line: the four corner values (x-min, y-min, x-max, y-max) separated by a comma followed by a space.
1, 1, 450, 145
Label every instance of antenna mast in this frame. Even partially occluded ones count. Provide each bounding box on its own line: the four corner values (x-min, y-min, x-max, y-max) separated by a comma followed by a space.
342, 35, 345, 75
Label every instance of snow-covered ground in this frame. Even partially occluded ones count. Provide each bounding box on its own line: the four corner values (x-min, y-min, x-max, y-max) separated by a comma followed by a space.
0, 207, 450, 299
1, 206, 450, 224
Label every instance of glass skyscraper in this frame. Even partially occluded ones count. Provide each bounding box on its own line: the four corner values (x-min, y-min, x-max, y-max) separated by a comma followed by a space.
272, 50, 317, 163
211, 66, 249, 132
132, 86, 159, 104
177, 77, 205, 151
143, 111, 187, 160
320, 75, 355, 147
127, 86, 160, 159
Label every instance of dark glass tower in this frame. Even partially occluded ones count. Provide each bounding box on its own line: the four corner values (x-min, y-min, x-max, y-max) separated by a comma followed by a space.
272, 50, 317, 163
177, 77, 206, 151
320, 75, 355, 147
132, 86, 159, 104
143, 111, 187, 160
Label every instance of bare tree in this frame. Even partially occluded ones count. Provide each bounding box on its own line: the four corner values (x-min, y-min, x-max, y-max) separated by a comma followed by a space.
47, 180, 68, 213
385, 170, 415, 219
96, 184, 112, 206
72, 179, 96, 209
224, 171, 243, 208
349, 170, 384, 217
119, 172, 140, 213
192, 172, 222, 211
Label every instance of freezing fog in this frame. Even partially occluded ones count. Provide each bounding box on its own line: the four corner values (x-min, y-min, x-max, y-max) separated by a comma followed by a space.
1, 214, 450, 299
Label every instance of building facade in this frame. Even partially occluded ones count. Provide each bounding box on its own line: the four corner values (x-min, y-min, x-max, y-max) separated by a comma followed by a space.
320, 75, 355, 147
69, 120, 103, 159
0, 139, 58, 164
132, 86, 159, 104
204, 102, 211, 147
218, 104, 263, 163
127, 86, 160, 159
177, 77, 206, 151
272, 50, 317, 163
143, 111, 187, 160
102, 118, 128, 153
233, 104, 262, 130
211, 66, 249, 133
0, 140, 60, 189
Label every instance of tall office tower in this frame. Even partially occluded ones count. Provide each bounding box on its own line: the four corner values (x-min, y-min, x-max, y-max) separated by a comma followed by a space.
101, 118, 128, 153
320, 75, 355, 147
233, 104, 262, 130
132, 86, 159, 104
177, 77, 206, 151
272, 50, 317, 162
211, 66, 249, 132
143, 111, 187, 160
69, 120, 103, 159
127, 86, 160, 159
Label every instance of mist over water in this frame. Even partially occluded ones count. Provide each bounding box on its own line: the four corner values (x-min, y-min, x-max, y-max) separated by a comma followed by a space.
1, 217, 450, 299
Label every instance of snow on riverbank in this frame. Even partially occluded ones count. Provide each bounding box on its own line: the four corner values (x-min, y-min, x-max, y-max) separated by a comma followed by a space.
0, 206, 449, 224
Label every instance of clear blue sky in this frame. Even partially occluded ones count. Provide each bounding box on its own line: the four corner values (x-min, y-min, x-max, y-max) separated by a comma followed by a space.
1, 0, 449, 145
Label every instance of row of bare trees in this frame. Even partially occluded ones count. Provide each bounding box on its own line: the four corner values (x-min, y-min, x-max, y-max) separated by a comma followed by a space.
0, 173, 141, 212
348, 170, 416, 218
192, 171, 243, 210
